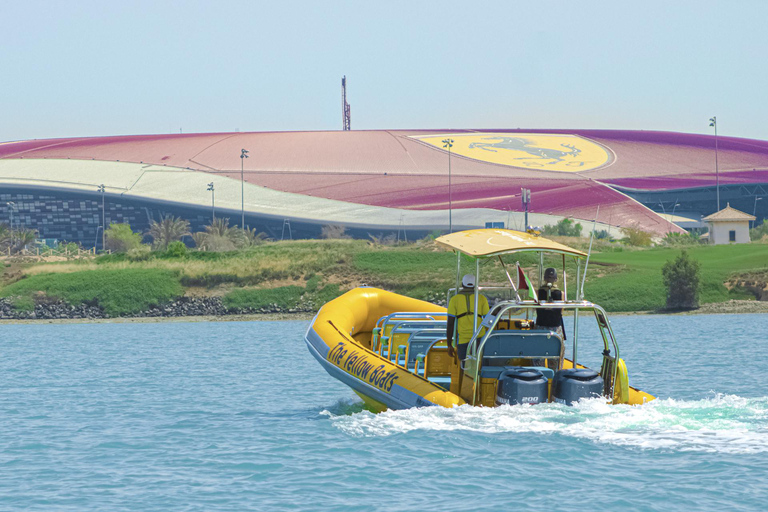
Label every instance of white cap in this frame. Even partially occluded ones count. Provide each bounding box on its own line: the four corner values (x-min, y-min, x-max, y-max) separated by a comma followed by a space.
462, 274, 475, 288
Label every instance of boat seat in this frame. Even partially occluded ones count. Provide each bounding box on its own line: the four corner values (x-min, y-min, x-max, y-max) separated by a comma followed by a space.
379, 325, 445, 355
479, 330, 563, 363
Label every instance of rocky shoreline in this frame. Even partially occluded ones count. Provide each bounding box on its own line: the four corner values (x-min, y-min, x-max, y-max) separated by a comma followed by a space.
0, 296, 316, 321
1, 296, 767, 324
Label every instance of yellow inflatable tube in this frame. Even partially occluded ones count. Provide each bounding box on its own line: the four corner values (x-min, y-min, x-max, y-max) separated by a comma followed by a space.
305, 287, 463, 411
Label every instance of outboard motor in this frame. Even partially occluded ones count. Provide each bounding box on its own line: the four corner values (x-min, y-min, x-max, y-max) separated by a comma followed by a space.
551, 369, 604, 405
495, 367, 548, 406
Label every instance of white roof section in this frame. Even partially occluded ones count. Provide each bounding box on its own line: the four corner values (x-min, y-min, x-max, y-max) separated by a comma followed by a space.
0, 158, 628, 235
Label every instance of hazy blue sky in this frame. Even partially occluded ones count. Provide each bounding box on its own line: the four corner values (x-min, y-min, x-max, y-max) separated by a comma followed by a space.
2, 1, 766, 142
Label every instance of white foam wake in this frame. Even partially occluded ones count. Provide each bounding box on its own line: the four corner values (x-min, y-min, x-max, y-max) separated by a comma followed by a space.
322, 394, 768, 454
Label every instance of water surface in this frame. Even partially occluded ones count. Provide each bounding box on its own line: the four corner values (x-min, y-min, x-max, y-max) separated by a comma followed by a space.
2, 314, 768, 510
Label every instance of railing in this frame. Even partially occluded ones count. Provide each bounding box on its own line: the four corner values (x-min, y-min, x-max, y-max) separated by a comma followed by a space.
463, 299, 621, 405
2, 246, 99, 258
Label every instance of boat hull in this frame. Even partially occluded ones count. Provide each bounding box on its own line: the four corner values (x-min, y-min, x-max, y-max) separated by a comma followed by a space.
304, 288, 463, 411
305, 287, 654, 410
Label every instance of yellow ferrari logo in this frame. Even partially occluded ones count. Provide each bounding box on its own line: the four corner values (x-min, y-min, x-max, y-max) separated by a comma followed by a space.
412, 133, 611, 172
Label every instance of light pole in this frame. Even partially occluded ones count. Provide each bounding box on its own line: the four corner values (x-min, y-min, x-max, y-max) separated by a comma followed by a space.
442, 138, 454, 232
710, 116, 720, 211
671, 202, 681, 215
6, 201, 15, 230
521, 188, 531, 230
754, 197, 763, 229
240, 149, 249, 230
6, 201, 15, 249
98, 184, 106, 251
207, 182, 215, 223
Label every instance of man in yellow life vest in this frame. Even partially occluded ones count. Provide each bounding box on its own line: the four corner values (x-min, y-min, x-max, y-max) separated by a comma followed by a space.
446, 274, 490, 361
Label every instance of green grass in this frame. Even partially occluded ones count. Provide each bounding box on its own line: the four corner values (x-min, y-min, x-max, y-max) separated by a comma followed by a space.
223, 285, 305, 310
4, 238, 767, 316
586, 244, 768, 311
222, 281, 344, 311
0, 269, 183, 316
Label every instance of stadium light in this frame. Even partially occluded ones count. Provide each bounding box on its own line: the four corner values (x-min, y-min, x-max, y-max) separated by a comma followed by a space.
97, 184, 106, 251
6, 201, 16, 247
240, 149, 249, 230
709, 117, 720, 211
442, 138, 454, 233
207, 182, 215, 223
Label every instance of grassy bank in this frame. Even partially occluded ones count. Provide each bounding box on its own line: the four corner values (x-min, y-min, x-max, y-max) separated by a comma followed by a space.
0, 268, 183, 316
1, 239, 767, 316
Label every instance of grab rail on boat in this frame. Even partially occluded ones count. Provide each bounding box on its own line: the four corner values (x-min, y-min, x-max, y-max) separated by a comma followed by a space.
373, 312, 446, 350
401, 329, 446, 370
384, 328, 446, 369
463, 299, 621, 405
376, 321, 446, 357
374, 314, 447, 355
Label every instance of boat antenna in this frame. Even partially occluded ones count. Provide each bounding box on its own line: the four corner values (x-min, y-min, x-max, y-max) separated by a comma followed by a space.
578, 206, 599, 301
498, 255, 520, 301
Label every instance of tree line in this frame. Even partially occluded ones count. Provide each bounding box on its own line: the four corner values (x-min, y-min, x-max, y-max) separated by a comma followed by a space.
106, 216, 268, 253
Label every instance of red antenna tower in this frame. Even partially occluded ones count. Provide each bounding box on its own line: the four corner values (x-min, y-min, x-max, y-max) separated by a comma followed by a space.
341, 76, 351, 130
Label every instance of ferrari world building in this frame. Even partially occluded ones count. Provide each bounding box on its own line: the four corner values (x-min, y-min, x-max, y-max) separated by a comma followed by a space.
1, 129, 767, 248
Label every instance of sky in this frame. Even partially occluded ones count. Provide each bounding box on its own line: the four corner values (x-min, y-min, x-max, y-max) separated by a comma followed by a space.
2, 0, 767, 142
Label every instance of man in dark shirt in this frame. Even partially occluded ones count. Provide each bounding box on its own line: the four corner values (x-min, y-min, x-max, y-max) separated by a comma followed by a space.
536, 267, 566, 341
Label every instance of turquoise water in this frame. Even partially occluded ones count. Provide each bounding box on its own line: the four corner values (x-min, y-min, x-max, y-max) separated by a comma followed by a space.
2, 314, 768, 510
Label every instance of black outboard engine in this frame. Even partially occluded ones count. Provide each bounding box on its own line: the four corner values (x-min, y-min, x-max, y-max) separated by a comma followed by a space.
551, 369, 604, 405
495, 367, 548, 406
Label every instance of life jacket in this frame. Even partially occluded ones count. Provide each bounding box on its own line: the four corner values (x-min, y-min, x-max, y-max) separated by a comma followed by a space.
449, 291, 489, 344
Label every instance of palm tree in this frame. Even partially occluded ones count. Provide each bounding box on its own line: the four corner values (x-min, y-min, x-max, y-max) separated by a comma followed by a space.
0, 223, 10, 252
202, 217, 240, 251
191, 232, 208, 251
191, 218, 268, 252
148, 215, 190, 250
242, 227, 268, 247
11, 228, 37, 254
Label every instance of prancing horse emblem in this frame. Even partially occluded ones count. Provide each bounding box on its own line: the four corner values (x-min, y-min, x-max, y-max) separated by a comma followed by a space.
468, 137, 582, 165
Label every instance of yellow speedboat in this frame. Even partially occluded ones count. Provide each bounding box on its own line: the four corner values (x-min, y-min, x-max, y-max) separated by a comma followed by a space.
304, 229, 655, 411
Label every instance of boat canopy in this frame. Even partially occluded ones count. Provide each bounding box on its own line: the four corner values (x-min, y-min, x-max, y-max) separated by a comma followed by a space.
435, 229, 587, 259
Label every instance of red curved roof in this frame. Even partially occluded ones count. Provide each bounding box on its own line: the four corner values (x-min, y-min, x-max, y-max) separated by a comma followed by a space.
3, 129, 767, 235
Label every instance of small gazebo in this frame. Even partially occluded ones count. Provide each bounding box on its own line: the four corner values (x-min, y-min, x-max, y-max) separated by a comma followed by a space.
702, 204, 755, 245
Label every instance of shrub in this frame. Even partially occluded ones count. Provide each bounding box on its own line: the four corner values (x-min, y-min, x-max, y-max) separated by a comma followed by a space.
621, 226, 653, 247
105, 223, 143, 253
542, 218, 583, 237
750, 221, 768, 242
661, 250, 701, 309
321, 225, 348, 239
662, 231, 701, 246
163, 241, 188, 258
595, 230, 611, 240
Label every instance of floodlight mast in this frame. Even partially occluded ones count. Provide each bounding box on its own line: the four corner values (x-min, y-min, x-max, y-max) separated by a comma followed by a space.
710, 116, 720, 211
240, 149, 249, 230
342, 76, 351, 131
443, 138, 454, 232
521, 188, 531, 230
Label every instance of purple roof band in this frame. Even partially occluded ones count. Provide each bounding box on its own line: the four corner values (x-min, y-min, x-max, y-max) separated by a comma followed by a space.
3, 129, 768, 236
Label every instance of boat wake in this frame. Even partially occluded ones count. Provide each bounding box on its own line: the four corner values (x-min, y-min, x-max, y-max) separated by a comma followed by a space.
321, 394, 768, 454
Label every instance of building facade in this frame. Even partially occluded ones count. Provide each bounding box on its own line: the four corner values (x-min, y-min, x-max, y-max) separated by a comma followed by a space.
703, 205, 756, 245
